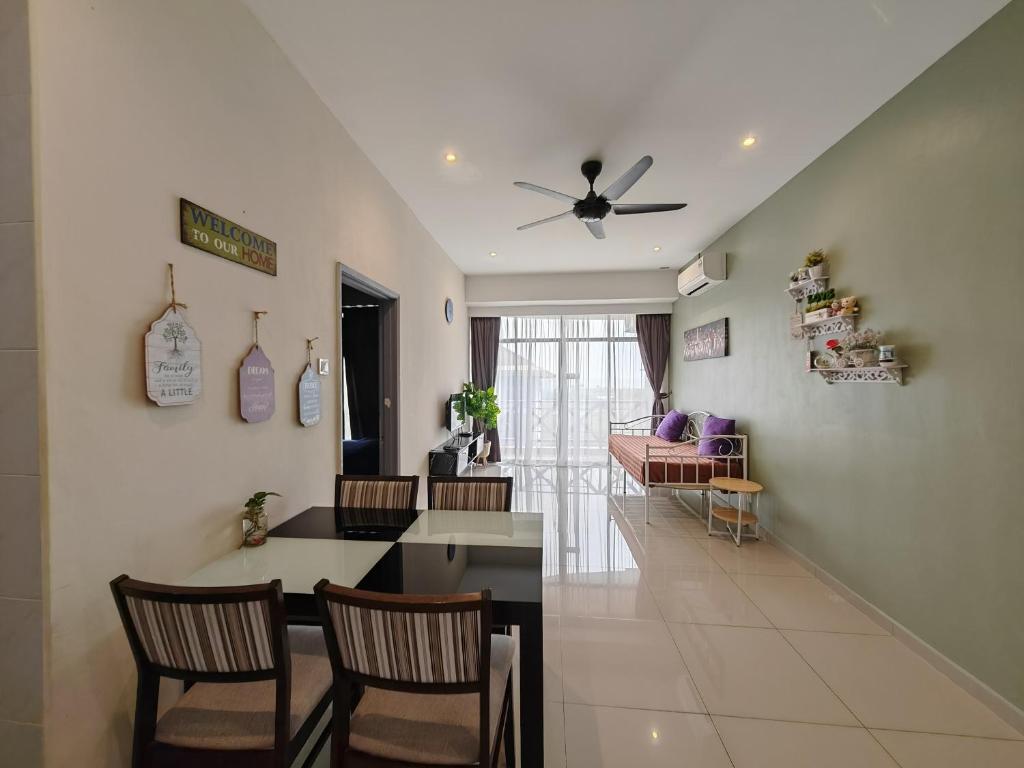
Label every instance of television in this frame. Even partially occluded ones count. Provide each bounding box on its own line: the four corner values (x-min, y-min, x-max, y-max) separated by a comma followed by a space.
445, 393, 467, 433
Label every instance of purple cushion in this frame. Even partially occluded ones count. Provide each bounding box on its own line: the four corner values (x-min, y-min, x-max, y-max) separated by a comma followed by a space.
699, 415, 736, 456
655, 410, 688, 442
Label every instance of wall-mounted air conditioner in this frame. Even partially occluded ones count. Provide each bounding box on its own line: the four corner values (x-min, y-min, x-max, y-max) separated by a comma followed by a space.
678, 252, 727, 297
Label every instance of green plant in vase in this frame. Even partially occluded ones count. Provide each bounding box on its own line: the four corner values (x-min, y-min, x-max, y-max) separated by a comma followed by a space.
453, 382, 501, 464
243, 490, 279, 547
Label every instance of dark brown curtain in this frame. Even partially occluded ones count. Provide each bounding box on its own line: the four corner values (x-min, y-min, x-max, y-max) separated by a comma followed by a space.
636, 314, 670, 417
470, 317, 501, 462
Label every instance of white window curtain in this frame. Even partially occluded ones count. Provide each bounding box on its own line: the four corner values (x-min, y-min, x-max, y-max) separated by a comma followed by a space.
496, 315, 648, 466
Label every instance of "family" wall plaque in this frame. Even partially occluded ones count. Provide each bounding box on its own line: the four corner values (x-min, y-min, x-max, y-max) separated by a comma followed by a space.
145, 307, 202, 406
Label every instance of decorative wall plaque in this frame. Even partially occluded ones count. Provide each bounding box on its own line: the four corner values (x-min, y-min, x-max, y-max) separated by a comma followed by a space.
683, 317, 729, 361
145, 307, 202, 406
180, 198, 277, 276
298, 365, 321, 426
240, 345, 275, 422
298, 337, 321, 427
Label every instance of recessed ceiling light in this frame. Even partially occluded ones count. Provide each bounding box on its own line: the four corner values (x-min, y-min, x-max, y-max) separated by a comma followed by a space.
489, 251, 497, 258
444, 152, 458, 163
741, 135, 757, 148
653, 245, 662, 253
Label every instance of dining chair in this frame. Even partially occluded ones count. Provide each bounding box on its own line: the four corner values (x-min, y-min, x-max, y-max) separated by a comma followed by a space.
335, 474, 420, 512
426, 476, 514, 512
110, 575, 333, 768
314, 582, 515, 767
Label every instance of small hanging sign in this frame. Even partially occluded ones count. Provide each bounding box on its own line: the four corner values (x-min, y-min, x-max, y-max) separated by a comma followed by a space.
298, 338, 321, 427
145, 265, 202, 406
240, 312, 275, 422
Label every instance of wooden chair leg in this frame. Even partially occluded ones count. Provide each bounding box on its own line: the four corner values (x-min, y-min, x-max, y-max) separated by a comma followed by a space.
502, 676, 515, 768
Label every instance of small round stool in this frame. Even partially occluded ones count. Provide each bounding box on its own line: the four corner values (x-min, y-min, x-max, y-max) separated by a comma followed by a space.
708, 477, 764, 547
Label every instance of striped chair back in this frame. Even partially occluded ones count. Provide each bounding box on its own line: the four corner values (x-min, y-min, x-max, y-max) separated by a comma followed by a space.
111, 576, 286, 677
427, 476, 513, 512
315, 583, 491, 690
335, 474, 419, 511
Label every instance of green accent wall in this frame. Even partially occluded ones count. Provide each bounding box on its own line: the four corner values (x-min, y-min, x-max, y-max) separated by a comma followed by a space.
670, 1, 1024, 710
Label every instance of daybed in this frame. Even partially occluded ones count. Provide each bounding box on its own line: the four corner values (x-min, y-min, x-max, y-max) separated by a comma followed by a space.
607, 410, 747, 524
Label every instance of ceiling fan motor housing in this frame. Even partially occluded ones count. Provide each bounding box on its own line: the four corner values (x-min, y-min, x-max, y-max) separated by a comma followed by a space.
574, 193, 611, 222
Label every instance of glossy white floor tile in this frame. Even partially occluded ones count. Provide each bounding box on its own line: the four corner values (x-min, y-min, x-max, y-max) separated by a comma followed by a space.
647, 567, 772, 627
669, 623, 858, 725
783, 630, 1022, 739
544, 573, 663, 620
704, 538, 812, 577
419, 463, 1022, 766
544, 701, 567, 768
713, 716, 900, 767
560, 616, 705, 713
563, 704, 732, 768
870, 729, 1024, 767
733, 573, 888, 634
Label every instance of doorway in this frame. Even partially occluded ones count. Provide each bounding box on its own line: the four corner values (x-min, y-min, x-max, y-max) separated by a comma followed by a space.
338, 265, 399, 475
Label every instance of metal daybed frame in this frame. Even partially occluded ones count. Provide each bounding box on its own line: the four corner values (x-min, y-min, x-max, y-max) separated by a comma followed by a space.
607, 410, 748, 525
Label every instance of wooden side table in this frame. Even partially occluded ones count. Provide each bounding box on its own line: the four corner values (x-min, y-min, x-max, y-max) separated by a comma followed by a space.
708, 477, 764, 546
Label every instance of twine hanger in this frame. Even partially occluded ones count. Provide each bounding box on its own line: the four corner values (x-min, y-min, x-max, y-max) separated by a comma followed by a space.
253, 311, 268, 347
167, 263, 188, 313
306, 337, 319, 365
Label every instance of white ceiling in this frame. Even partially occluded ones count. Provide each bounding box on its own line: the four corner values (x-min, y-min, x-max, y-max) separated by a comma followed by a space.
244, 0, 1006, 275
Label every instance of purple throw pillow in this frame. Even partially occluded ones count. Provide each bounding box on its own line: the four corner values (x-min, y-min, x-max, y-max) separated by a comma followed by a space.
655, 410, 688, 442
699, 415, 737, 456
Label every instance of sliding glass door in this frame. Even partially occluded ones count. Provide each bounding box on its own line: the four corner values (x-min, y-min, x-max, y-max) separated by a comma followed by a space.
496, 315, 648, 466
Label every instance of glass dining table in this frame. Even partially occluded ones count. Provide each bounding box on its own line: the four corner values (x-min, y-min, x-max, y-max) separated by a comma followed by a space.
183, 506, 545, 765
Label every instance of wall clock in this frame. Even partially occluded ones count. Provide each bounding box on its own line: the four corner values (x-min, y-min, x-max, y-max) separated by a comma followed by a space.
444, 297, 454, 325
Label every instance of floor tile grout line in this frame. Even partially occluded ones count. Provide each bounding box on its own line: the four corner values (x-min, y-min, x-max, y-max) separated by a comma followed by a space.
606, 498, 739, 767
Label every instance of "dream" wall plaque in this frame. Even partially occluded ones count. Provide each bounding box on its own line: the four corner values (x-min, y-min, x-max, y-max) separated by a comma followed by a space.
180, 198, 277, 276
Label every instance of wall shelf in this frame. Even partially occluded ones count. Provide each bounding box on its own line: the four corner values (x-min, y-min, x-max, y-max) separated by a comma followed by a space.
786, 276, 829, 301
810, 365, 907, 385
799, 314, 856, 338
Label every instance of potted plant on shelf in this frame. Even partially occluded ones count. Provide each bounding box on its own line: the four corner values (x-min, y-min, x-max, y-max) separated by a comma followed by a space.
453, 383, 501, 464
242, 490, 280, 547
805, 249, 829, 279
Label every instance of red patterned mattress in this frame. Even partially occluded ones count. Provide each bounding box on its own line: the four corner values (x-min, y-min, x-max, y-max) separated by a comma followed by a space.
608, 434, 744, 485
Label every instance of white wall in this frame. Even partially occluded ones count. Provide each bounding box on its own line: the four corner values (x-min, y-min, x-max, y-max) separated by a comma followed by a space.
31, 2, 467, 765
466, 269, 678, 313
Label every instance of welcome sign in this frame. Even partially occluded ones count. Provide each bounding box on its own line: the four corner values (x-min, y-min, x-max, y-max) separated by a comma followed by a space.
180, 198, 277, 276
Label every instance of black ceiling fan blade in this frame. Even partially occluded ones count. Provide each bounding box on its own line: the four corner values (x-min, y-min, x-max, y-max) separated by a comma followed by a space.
516, 210, 575, 231
513, 181, 579, 205
612, 203, 687, 215
600, 155, 653, 201
584, 220, 606, 239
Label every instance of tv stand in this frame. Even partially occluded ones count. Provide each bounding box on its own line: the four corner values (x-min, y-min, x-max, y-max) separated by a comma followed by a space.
428, 432, 484, 476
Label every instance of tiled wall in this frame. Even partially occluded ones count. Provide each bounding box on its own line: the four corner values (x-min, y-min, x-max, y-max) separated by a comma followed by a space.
0, 0, 43, 764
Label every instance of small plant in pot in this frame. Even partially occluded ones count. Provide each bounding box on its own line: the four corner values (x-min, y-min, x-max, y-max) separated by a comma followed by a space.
805, 249, 828, 279
453, 382, 501, 464
242, 491, 279, 547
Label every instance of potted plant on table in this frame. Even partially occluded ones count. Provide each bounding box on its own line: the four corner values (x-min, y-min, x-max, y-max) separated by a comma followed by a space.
805, 249, 829, 279
453, 382, 501, 464
242, 490, 280, 547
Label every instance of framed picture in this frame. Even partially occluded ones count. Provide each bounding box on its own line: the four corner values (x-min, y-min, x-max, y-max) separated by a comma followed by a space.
683, 318, 728, 361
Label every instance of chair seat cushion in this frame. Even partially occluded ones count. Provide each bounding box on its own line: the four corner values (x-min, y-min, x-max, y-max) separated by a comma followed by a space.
154, 625, 331, 751
348, 634, 515, 765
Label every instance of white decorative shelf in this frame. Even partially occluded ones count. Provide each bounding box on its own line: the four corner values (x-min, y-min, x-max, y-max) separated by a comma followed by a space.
786, 276, 829, 301
811, 365, 907, 385
799, 314, 857, 338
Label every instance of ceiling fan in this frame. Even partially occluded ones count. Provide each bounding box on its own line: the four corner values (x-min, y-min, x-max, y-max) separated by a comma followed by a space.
513, 155, 686, 239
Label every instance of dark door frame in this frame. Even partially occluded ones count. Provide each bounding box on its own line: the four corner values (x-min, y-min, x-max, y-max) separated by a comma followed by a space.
338, 264, 400, 475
